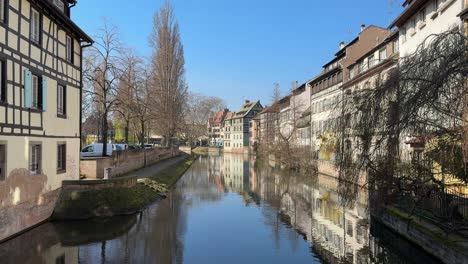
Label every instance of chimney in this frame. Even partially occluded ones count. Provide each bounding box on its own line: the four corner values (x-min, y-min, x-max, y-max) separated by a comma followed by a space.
361, 24, 366, 32
339, 41, 345, 50
245, 100, 250, 104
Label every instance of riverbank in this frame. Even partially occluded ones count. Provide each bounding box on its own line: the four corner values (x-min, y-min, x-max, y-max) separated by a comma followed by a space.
373, 206, 468, 263
52, 154, 196, 220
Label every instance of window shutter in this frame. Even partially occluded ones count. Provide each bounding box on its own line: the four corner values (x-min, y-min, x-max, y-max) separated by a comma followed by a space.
42, 76, 47, 111
24, 70, 32, 108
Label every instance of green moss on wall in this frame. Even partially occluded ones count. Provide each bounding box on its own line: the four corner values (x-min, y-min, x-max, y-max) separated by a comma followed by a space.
52, 184, 159, 220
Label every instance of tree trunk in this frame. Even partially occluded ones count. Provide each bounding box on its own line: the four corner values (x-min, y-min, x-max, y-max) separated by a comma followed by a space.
102, 111, 108, 157
140, 121, 145, 147
125, 120, 129, 144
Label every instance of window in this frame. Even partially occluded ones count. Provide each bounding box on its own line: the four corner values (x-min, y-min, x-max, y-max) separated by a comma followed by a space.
419, 8, 426, 23
57, 143, 66, 173
31, 74, 43, 109
409, 19, 416, 35
379, 47, 387, 61
55, 254, 65, 264
393, 39, 399, 53
368, 54, 375, 68
0, 0, 6, 23
82, 145, 94, 153
0, 60, 5, 102
0, 144, 5, 181
30, 143, 42, 175
349, 66, 355, 79
30, 8, 41, 44
53, 0, 65, 13
57, 84, 66, 116
401, 27, 407, 43
66, 35, 73, 63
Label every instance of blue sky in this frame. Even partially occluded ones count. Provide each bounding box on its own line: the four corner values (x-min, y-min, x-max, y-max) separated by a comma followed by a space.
72, 0, 403, 110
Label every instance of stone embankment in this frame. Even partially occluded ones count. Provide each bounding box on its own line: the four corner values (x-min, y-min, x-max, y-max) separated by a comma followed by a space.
52, 154, 196, 220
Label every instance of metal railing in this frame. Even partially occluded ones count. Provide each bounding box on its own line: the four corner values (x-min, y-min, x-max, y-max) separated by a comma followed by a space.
396, 185, 468, 233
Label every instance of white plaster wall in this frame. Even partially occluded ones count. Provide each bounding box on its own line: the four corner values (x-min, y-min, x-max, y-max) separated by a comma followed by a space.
399, 0, 463, 57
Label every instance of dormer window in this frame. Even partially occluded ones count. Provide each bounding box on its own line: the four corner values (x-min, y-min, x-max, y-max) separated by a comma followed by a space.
52, 0, 65, 13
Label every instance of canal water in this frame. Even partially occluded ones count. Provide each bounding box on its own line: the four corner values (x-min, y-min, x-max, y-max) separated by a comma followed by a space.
0, 154, 441, 264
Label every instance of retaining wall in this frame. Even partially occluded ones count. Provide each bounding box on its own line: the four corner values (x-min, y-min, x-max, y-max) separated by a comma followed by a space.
80, 147, 179, 179
375, 209, 468, 264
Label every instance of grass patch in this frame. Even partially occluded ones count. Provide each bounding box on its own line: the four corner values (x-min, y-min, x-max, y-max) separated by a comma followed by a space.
141, 155, 196, 192
192, 147, 208, 155
52, 184, 160, 220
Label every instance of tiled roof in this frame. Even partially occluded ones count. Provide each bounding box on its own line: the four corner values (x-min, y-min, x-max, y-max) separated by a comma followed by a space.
233, 100, 261, 118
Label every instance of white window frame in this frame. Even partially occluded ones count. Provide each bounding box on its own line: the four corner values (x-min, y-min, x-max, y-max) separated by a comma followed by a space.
31, 74, 40, 109
30, 143, 42, 175
57, 143, 66, 173
393, 39, 399, 53
57, 84, 65, 115
379, 47, 387, 61
30, 8, 41, 44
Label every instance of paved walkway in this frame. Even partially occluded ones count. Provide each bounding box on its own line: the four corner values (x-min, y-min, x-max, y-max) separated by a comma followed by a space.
124, 153, 189, 179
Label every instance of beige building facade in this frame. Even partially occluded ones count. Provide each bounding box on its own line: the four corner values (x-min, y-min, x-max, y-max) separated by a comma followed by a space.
0, 0, 92, 241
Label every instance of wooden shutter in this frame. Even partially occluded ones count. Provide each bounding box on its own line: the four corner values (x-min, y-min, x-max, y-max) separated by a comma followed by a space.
24, 70, 32, 108
42, 76, 47, 111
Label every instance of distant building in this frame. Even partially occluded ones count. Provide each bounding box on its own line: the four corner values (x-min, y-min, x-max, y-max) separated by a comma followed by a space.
226, 100, 263, 153
290, 83, 311, 148
222, 111, 234, 149
309, 25, 391, 160
208, 109, 230, 146
249, 113, 261, 153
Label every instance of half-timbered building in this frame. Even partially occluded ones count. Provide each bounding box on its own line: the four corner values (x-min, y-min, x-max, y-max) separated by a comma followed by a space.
0, 0, 92, 241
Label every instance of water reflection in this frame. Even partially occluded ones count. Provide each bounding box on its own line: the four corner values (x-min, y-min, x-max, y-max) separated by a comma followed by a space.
0, 154, 440, 264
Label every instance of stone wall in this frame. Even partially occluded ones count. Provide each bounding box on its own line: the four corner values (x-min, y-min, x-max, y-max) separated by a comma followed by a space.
375, 209, 468, 264
61, 176, 138, 191
80, 147, 179, 179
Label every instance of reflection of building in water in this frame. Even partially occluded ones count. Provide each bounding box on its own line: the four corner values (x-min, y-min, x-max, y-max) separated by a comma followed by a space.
207, 154, 223, 178
222, 153, 250, 192
0, 222, 79, 264
42, 244, 78, 264
253, 162, 370, 264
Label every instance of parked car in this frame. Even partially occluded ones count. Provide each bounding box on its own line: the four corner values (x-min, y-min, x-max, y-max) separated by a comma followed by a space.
114, 143, 128, 151
128, 145, 142, 150
144, 144, 153, 149
80, 143, 113, 157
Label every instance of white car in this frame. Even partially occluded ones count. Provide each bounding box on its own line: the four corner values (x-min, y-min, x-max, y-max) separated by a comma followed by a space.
80, 143, 114, 158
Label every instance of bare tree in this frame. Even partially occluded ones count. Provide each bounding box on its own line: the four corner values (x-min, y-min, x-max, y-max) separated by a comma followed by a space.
183, 93, 226, 146
132, 63, 153, 147
83, 21, 122, 156
270, 83, 282, 104
335, 31, 468, 231
270, 90, 311, 170
115, 49, 140, 144
149, 1, 187, 147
